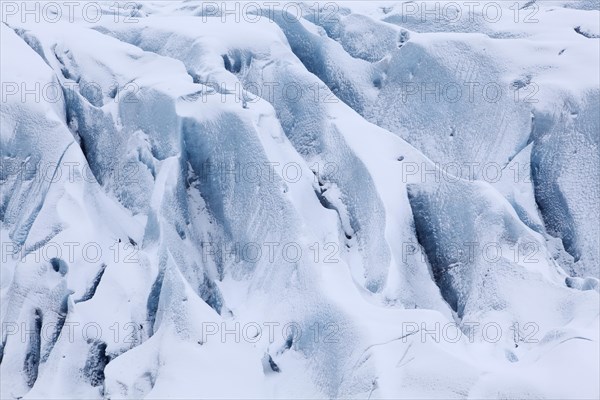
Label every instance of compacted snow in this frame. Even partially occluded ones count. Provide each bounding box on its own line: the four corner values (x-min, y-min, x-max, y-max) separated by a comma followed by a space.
0, 1, 598, 399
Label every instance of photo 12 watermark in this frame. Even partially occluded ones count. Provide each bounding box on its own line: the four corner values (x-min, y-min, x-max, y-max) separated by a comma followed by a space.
400, 320, 540, 344
1, 1, 143, 24
397, 1, 539, 24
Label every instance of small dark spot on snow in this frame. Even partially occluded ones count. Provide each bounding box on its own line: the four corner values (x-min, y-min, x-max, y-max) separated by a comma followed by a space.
512, 76, 532, 90
222, 54, 232, 71
50, 258, 60, 272
397, 156, 404, 161
107, 86, 117, 99
574, 26, 599, 39
268, 356, 281, 373
50, 258, 68, 276
284, 335, 293, 350
558, 49, 566, 55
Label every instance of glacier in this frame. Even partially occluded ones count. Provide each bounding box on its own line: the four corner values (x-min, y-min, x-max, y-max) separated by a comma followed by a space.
0, 1, 599, 399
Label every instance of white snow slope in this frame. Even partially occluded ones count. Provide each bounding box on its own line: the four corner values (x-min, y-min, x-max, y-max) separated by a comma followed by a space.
0, 1, 598, 399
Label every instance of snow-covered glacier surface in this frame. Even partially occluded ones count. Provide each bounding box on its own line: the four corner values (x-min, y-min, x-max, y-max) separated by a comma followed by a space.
1, 1, 599, 399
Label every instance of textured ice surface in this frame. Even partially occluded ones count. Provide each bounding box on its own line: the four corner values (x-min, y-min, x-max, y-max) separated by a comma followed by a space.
1, 1, 599, 399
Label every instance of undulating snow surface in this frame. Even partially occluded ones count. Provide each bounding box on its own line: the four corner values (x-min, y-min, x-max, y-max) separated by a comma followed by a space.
1, 1, 599, 399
